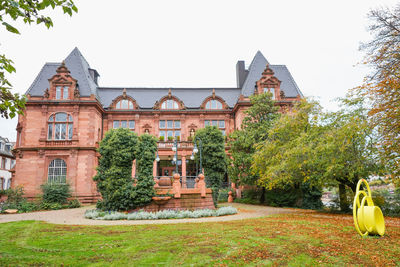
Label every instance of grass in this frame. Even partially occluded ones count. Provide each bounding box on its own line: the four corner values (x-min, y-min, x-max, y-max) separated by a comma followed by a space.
0, 210, 399, 266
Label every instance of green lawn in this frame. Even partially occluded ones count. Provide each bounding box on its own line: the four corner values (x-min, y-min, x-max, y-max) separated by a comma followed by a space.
0, 211, 399, 266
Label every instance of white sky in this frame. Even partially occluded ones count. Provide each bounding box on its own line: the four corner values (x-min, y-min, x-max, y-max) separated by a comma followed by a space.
0, 0, 398, 141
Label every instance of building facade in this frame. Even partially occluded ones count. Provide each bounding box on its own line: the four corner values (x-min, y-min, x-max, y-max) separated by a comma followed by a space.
13, 48, 302, 202
0, 137, 15, 190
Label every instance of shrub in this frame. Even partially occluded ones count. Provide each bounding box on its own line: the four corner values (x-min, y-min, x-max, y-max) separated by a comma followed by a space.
218, 188, 231, 203
372, 188, 400, 217
40, 202, 63, 210
67, 198, 81, 208
216, 206, 237, 216
41, 183, 71, 204
5, 186, 24, 204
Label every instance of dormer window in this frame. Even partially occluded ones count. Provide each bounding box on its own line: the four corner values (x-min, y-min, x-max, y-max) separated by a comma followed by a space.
56, 86, 70, 100
47, 62, 76, 100
264, 88, 275, 99
205, 99, 223, 109
161, 99, 179, 110
116, 99, 134, 109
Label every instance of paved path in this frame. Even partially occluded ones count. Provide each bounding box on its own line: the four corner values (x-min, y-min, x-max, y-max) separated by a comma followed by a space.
0, 203, 296, 226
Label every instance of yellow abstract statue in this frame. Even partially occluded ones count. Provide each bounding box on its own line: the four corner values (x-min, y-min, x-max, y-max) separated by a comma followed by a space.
353, 179, 385, 237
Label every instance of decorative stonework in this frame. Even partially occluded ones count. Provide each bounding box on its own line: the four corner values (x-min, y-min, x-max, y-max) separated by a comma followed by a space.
48, 61, 77, 100
256, 64, 282, 99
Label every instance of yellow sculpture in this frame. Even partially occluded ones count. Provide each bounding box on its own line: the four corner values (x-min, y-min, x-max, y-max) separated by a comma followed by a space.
353, 179, 385, 237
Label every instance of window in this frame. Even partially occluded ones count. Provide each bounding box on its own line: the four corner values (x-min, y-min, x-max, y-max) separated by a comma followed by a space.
264, 88, 275, 99
205, 99, 223, 109
115, 99, 134, 109
55, 86, 69, 100
48, 159, 67, 183
0, 142, 3, 150
113, 120, 135, 129
5, 145, 11, 152
161, 99, 179, 110
204, 120, 226, 135
48, 113, 73, 140
159, 120, 180, 140
4, 159, 8, 170
0, 157, 4, 169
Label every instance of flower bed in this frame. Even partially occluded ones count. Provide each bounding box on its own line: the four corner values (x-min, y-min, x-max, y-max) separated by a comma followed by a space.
84, 206, 238, 220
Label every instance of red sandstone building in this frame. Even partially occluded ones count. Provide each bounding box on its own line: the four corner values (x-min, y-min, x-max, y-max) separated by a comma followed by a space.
12, 48, 302, 202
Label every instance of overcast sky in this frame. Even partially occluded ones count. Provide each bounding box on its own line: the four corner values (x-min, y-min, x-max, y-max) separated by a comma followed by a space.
0, 0, 398, 141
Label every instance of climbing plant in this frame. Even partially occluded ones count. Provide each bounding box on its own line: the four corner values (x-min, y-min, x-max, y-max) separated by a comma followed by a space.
93, 129, 158, 211
195, 126, 227, 207
93, 128, 138, 211
133, 134, 158, 208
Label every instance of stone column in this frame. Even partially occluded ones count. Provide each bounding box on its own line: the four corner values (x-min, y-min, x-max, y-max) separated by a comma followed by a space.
181, 156, 187, 188
153, 160, 157, 177
132, 159, 136, 178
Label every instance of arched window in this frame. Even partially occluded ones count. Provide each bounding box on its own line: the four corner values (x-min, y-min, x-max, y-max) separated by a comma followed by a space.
205, 99, 223, 109
47, 113, 73, 140
115, 99, 134, 109
48, 159, 67, 183
161, 99, 179, 110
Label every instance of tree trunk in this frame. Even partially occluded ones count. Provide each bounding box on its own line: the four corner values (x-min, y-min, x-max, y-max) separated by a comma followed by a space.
260, 186, 265, 204
339, 183, 349, 212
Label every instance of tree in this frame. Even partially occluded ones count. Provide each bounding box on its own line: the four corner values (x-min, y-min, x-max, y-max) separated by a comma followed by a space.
0, 0, 78, 118
358, 4, 400, 184
195, 126, 226, 207
228, 93, 279, 185
227, 92, 279, 201
253, 98, 383, 211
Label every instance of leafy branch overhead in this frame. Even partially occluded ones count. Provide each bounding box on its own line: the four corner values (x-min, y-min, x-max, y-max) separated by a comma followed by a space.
0, 0, 78, 118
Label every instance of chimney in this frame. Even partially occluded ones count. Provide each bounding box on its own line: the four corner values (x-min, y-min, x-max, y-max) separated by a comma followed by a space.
236, 61, 248, 88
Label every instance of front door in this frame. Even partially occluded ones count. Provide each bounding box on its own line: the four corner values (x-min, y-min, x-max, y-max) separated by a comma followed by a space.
161, 167, 175, 176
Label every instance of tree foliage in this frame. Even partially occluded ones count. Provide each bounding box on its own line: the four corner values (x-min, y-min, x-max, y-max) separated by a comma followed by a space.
252, 98, 383, 211
134, 134, 157, 207
227, 93, 279, 186
358, 4, 400, 184
195, 126, 226, 207
0, 0, 77, 118
93, 129, 157, 211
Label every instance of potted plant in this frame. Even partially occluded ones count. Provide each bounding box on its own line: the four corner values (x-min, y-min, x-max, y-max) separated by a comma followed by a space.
167, 136, 173, 141
176, 136, 180, 141
187, 136, 193, 141
159, 136, 165, 141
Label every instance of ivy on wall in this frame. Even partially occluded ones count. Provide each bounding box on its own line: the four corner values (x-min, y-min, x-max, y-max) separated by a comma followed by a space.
93, 129, 157, 211
195, 126, 227, 207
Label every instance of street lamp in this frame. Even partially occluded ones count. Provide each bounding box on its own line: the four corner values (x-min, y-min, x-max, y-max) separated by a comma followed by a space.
193, 138, 203, 175
156, 153, 160, 162
172, 138, 178, 174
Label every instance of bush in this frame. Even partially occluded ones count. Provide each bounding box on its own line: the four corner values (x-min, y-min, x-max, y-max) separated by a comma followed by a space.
372, 188, 400, 217
85, 206, 238, 220
67, 199, 81, 208
5, 186, 25, 204
41, 183, 71, 204
218, 188, 231, 203
40, 202, 63, 210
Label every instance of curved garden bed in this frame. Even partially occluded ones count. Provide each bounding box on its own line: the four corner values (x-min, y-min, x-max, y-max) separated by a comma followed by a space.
85, 206, 237, 220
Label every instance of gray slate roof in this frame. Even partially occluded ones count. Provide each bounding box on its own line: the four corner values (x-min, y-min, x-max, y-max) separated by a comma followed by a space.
26, 47, 98, 97
241, 51, 303, 98
26, 48, 302, 109
97, 87, 241, 109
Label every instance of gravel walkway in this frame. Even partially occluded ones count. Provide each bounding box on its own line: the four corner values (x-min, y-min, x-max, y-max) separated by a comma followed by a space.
0, 203, 296, 226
